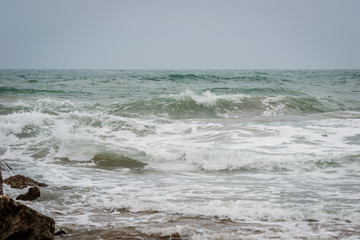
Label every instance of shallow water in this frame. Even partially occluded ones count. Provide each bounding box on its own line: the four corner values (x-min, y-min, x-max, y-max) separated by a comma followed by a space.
1, 70, 360, 239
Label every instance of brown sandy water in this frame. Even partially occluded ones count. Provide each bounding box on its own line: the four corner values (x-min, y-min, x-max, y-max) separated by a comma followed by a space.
53, 209, 360, 240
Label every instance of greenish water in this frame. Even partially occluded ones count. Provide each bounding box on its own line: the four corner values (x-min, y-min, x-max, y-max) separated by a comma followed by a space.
1, 70, 360, 239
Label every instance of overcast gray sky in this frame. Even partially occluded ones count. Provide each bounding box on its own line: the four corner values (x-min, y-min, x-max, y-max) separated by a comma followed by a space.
0, 0, 359, 69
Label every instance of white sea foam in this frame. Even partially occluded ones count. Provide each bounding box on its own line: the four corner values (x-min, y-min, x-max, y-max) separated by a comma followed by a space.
184, 148, 328, 170
176, 89, 249, 107
1, 104, 359, 171
261, 96, 287, 116
0, 110, 48, 136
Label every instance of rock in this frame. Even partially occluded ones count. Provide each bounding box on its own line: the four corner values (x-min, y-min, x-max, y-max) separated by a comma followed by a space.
0, 163, 3, 195
16, 186, 41, 201
55, 228, 67, 236
0, 195, 55, 240
4, 174, 48, 189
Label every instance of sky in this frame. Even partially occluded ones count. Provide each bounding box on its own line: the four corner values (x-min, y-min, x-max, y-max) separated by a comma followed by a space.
0, 0, 359, 69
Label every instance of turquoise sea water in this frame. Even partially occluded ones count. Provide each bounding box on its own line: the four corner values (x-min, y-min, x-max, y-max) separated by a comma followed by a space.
1, 70, 360, 239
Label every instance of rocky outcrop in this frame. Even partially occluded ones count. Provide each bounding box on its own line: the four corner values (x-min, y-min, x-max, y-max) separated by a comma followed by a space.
16, 186, 41, 201
0, 195, 55, 240
0, 164, 3, 195
4, 174, 48, 189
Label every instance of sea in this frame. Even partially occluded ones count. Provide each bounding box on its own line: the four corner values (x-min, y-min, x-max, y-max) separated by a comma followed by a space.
0, 69, 359, 239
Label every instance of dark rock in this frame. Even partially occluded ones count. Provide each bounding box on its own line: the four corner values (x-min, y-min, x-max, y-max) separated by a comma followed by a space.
0, 195, 55, 240
16, 186, 41, 201
4, 174, 48, 189
55, 228, 67, 236
0, 163, 3, 195
170, 232, 182, 239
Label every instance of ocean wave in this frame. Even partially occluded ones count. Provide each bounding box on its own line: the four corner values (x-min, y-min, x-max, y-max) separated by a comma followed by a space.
0, 86, 65, 95
1, 93, 358, 173
0, 109, 343, 172
1, 90, 349, 121
0, 86, 93, 99
183, 147, 334, 171
1, 90, 354, 121
109, 90, 246, 119
0, 110, 51, 139
136, 71, 273, 83
119, 199, 359, 223
208, 86, 303, 96
108, 90, 349, 119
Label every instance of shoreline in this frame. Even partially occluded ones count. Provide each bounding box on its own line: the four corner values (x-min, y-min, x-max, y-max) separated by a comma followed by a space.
2, 166, 360, 239
53, 214, 360, 240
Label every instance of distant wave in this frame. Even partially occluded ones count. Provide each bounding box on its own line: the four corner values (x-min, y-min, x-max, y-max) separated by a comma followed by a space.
137, 72, 272, 82
0, 86, 91, 98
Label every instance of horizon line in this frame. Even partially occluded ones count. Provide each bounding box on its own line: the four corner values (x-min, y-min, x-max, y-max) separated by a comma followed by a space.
0, 68, 359, 71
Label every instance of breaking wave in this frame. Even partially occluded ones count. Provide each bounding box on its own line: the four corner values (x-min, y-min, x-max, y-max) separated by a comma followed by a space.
109, 90, 349, 119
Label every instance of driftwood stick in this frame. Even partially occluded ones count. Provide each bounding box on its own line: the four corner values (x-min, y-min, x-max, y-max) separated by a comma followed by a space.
1, 161, 12, 172
0, 160, 14, 195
